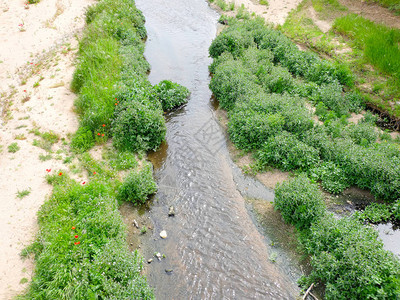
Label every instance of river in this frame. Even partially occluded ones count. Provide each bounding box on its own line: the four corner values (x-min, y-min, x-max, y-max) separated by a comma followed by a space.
134, 0, 301, 298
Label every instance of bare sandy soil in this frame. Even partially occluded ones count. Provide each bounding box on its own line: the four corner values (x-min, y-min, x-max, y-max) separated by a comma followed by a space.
214, 0, 302, 25
0, 0, 94, 298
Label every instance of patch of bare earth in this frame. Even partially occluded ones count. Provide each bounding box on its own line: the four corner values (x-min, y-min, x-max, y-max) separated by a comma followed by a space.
338, 0, 400, 29
0, 0, 94, 298
212, 0, 302, 25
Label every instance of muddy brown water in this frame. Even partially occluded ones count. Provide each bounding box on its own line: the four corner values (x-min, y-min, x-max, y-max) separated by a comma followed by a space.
133, 0, 303, 298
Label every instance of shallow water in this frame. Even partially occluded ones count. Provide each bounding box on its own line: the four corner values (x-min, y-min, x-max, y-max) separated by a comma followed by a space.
134, 0, 301, 298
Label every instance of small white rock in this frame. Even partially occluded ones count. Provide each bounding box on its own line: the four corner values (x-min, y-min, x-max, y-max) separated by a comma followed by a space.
160, 230, 167, 239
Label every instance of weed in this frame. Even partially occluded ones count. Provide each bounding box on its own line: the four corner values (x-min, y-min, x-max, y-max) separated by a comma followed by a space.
8, 142, 20, 153
39, 153, 52, 161
17, 188, 31, 199
33, 81, 40, 88
14, 134, 26, 140
141, 226, 147, 234
19, 278, 28, 284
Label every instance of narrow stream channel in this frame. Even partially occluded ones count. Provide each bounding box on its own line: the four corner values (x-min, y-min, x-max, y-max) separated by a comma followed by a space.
134, 0, 301, 298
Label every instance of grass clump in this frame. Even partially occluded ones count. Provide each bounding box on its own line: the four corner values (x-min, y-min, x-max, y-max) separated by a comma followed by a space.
16, 189, 31, 199
118, 163, 157, 205
153, 80, 190, 111
8, 142, 20, 153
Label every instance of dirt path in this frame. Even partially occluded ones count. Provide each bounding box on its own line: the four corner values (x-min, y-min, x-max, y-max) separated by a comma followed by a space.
0, 0, 94, 298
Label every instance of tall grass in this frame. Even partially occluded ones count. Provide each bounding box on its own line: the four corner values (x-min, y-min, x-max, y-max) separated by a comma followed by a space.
333, 14, 400, 77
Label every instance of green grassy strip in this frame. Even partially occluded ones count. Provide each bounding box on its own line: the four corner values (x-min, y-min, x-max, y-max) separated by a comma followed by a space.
333, 13, 400, 77
20, 168, 154, 299
209, 18, 400, 298
19, 0, 162, 298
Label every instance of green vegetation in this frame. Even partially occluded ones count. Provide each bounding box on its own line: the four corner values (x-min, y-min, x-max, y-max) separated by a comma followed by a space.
333, 14, 400, 77
300, 215, 400, 299
16, 189, 31, 199
153, 80, 190, 111
8, 142, 20, 153
365, 0, 400, 14
275, 176, 325, 229
280, 0, 400, 121
209, 18, 400, 298
21, 171, 153, 299
19, 0, 188, 297
117, 163, 157, 205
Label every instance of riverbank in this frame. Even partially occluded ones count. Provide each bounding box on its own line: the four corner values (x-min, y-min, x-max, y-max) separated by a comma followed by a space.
208, 16, 400, 298
0, 0, 94, 297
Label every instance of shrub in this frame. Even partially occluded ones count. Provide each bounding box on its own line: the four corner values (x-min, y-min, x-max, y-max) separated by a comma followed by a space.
342, 122, 378, 146
353, 203, 392, 223
309, 161, 350, 194
153, 80, 190, 111
228, 109, 285, 150
112, 100, 166, 152
209, 59, 262, 110
258, 65, 294, 94
209, 29, 255, 59
257, 131, 320, 171
71, 126, 95, 153
118, 163, 157, 205
301, 215, 400, 299
274, 175, 325, 229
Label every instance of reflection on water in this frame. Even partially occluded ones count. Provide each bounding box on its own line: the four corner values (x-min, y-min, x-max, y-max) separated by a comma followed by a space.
135, 0, 301, 298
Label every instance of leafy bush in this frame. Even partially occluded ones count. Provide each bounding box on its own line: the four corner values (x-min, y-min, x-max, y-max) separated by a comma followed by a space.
353, 203, 392, 223
300, 215, 400, 299
258, 65, 294, 94
209, 59, 262, 110
118, 163, 157, 205
257, 131, 320, 171
153, 80, 190, 111
112, 99, 166, 152
274, 175, 325, 229
228, 109, 285, 150
342, 122, 378, 146
309, 161, 350, 194
209, 28, 255, 58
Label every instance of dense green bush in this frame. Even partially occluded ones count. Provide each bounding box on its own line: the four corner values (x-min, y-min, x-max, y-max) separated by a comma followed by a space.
258, 65, 294, 94
153, 80, 190, 111
118, 163, 157, 205
228, 109, 285, 150
257, 131, 320, 171
209, 59, 262, 110
112, 99, 166, 152
309, 161, 350, 194
342, 122, 378, 146
209, 29, 255, 59
301, 215, 400, 299
353, 203, 392, 223
274, 175, 325, 229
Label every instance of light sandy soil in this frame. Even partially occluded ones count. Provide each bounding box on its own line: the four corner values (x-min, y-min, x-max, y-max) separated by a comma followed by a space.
215, 0, 302, 25
0, 0, 94, 298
